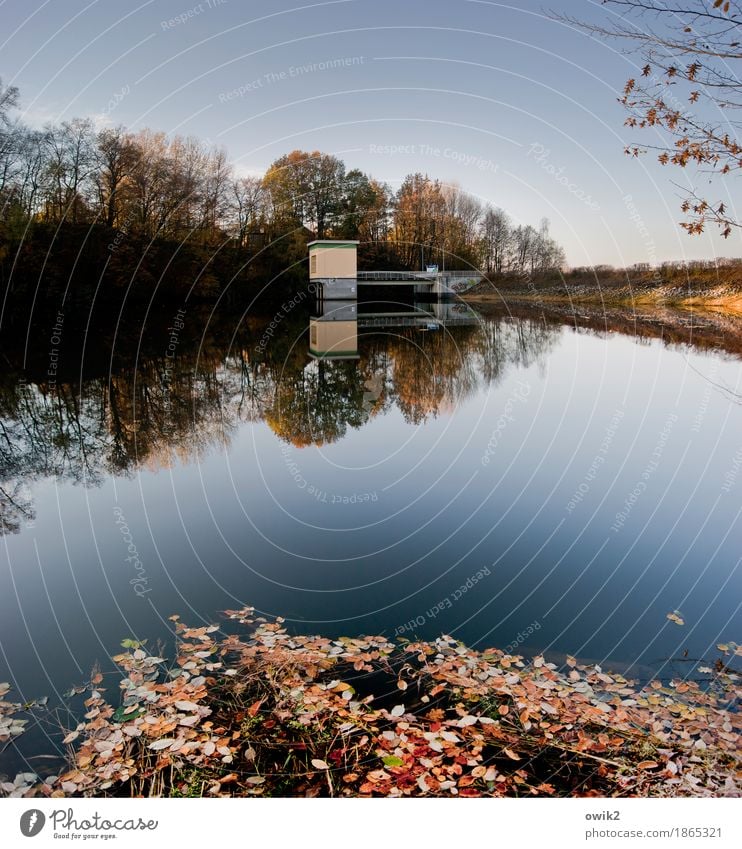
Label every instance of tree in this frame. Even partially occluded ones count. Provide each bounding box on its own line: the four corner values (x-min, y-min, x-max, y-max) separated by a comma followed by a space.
561, 0, 742, 237
511, 224, 537, 274
0, 77, 19, 129
11, 130, 48, 221
230, 175, 267, 249
392, 173, 446, 268
481, 206, 511, 274
441, 183, 482, 267
95, 126, 139, 227
127, 129, 171, 236
201, 146, 232, 239
0, 79, 21, 214
42, 118, 95, 223
263, 150, 345, 238
337, 169, 391, 241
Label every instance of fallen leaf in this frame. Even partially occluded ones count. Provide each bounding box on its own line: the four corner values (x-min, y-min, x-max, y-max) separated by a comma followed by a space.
148, 739, 176, 751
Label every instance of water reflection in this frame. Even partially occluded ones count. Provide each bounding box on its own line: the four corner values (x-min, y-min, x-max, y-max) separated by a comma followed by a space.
1, 298, 741, 739
0, 300, 562, 531
309, 301, 359, 360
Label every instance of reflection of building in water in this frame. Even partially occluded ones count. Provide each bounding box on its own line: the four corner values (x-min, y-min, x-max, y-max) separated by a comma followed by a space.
0, 304, 568, 530
309, 300, 359, 360
362, 373, 383, 413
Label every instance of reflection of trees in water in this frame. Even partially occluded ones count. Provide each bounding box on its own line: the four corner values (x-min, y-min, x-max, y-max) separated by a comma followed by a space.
0, 311, 560, 533
266, 359, 368, 447
359, 316, 558, 427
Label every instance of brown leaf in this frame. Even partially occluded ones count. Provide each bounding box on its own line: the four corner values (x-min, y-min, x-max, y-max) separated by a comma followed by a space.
247, 698, 264, 718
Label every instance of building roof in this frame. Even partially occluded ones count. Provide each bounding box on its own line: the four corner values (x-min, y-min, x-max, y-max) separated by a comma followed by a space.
307, 240, 360, 248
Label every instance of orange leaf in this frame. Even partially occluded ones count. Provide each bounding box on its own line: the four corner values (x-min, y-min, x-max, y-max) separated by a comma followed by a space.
247, 698, 264, 718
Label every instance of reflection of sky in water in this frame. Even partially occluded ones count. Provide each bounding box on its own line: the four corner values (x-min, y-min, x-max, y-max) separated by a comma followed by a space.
1, 313, 741, 744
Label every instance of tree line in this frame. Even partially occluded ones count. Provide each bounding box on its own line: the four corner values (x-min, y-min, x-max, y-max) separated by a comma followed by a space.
0, 78, 565, 275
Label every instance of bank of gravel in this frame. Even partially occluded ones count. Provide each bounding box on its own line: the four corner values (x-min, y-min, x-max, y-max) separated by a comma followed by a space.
462, 267, 742, 313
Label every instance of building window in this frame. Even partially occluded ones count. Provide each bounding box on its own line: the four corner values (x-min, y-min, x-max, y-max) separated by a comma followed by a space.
310, 254, 317, 274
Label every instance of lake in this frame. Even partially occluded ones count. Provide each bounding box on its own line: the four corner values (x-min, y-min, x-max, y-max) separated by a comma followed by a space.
1, 296, 741, 771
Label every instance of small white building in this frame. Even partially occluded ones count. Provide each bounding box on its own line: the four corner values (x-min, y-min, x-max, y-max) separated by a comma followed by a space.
309, 240, 359, 299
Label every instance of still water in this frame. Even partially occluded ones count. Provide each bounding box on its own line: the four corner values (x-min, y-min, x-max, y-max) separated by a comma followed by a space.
1, 297, 741, 765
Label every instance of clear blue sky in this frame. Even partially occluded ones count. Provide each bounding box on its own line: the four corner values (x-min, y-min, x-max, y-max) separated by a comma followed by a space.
1, 0, 739, 265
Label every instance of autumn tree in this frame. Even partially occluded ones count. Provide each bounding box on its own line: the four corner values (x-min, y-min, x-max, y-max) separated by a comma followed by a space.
337, 169, 391, 241
561, 0, 742, 237
392, 173, 446, 268
263, 150, 345, 238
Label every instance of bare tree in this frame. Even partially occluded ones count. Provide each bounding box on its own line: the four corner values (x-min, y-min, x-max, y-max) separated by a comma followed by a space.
0, 78, 21, 207
230, 175, 267, 248
44, 118, 95, 223
481, 206, 511, 274
95, 126, 139, 227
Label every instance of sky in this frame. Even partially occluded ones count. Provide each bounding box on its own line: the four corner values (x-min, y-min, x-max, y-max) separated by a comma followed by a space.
1, 0, 740, 266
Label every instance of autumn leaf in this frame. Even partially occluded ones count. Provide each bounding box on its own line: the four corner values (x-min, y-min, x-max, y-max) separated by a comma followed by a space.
247, 698, 264, 717
148, 739, 176, 750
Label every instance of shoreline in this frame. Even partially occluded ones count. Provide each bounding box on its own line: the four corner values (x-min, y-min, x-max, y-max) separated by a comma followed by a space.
460, 268, 742, 316
463, 291, 742, 315
458, 293, 742, 360
1, 610, 739, 799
